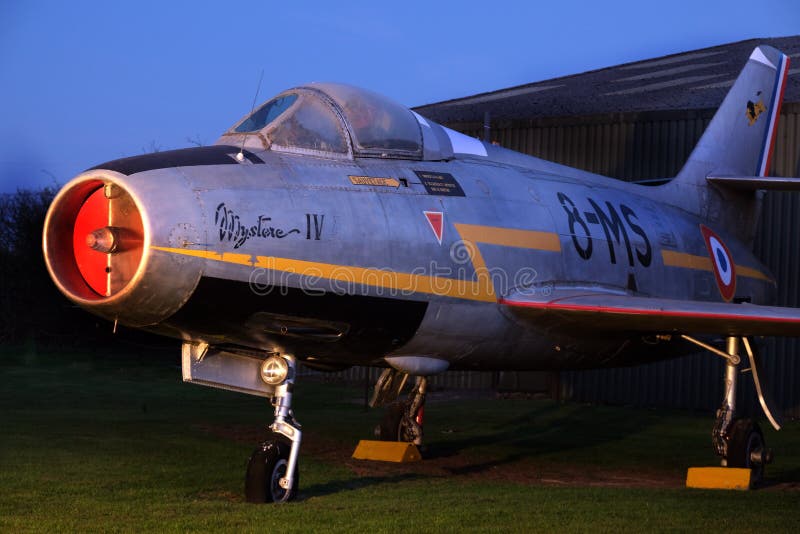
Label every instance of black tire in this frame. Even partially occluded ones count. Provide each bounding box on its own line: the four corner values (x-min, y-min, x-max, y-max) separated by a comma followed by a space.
376, 402, 406, 441
245, 438, 298, 503
727, 419, 766, 483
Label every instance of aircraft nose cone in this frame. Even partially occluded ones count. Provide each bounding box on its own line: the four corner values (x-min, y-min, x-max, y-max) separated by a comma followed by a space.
86, 227, 118, 253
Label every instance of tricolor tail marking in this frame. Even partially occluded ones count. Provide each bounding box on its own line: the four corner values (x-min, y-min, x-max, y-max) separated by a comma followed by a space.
757, 53, 790, 177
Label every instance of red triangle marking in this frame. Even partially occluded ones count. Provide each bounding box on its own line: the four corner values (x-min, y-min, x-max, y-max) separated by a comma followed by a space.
423, 211, 443, 244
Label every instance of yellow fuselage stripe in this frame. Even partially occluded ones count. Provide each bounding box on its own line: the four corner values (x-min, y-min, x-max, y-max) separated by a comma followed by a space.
153, 227, 770, 305
151, 246, 496, 302
253, 255, 496, 302
153, 224, 562, 303
452, 224, 562, 294
661, 250, 773, 282
453, 224, 562, 253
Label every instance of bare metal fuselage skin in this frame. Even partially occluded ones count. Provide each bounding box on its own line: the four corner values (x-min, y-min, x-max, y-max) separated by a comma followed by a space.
64, 143, 773, 371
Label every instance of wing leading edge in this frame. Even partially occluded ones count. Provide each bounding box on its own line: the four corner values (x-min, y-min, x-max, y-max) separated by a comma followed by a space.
500, 290, 800, 337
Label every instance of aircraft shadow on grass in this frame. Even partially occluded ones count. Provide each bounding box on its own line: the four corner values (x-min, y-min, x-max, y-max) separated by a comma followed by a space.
300, 474, 423, 500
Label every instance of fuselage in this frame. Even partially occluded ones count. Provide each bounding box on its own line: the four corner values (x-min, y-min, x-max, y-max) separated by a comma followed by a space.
44, 142, 774, 371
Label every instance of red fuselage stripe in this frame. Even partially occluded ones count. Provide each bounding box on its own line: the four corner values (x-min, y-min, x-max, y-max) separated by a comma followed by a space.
498, 298, 800, 324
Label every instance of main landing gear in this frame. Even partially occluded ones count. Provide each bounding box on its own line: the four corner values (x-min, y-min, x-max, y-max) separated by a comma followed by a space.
370, 368, 428, 447
245, 355, 302, 503
681, 335, 780, 483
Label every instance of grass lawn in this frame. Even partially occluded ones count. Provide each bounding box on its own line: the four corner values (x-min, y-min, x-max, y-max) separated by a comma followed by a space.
1, 345, 799, 532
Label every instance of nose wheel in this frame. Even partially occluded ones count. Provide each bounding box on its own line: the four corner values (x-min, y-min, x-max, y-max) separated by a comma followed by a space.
245, 437, 298, 503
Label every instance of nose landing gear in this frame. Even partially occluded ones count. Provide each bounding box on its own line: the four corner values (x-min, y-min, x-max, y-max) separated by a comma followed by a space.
245, 355, 302, 503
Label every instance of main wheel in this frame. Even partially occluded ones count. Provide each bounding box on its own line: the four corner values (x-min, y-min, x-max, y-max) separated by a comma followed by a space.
374, 401, 417, 442
245, 438, 298, 503
727, 419, 768, 483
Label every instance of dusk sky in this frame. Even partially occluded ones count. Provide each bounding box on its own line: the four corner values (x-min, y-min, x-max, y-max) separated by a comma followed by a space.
1, 0, 798, 192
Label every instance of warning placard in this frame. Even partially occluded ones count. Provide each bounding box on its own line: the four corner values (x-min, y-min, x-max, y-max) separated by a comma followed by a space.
414, 171, 465, 197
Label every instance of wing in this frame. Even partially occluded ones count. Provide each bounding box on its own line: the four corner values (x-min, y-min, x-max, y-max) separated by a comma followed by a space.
500, 289, 800, 337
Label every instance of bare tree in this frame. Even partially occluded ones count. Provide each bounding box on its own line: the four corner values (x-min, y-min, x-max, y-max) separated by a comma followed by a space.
186, 134, 205, 147
142, 140, 163, 154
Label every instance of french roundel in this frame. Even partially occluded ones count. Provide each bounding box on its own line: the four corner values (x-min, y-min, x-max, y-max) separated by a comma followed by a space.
700, 225, 736, 302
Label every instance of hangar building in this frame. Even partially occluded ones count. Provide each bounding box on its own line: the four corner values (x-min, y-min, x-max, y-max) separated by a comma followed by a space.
413, 37, 800, 417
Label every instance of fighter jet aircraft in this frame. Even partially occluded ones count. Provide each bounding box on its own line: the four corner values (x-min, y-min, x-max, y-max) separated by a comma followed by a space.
43, 45, 799, 502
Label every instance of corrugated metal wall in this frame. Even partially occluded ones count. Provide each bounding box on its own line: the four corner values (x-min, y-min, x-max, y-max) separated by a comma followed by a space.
328, 365, 497, 390
454, 108, 716, 180
325, 367, 549, 393
325, 104, 800, 418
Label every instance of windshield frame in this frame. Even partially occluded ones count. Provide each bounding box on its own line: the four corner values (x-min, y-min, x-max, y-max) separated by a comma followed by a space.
221, 88, 353, 159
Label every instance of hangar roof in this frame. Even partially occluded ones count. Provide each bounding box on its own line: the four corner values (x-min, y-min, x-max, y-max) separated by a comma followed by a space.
414, 36, 800, 124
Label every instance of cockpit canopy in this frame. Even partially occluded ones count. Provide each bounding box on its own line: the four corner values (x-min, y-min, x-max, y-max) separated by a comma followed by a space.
219, 83, 453, 160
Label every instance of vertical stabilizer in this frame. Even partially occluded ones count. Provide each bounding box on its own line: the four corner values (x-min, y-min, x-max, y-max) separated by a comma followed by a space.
658, 45, 790, 242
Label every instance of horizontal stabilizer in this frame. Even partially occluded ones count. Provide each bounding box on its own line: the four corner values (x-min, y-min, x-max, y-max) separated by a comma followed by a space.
707, 175, 800, 191
500, 290, 800, 337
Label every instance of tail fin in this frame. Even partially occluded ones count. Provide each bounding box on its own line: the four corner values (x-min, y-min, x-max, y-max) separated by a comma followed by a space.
659, 45, 790, 241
